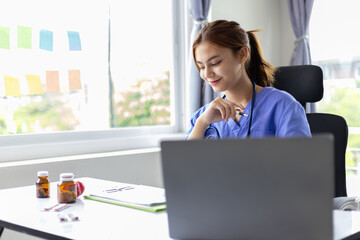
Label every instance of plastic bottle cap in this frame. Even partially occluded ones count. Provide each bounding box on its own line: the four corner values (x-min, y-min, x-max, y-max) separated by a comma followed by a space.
38, 171, 48, 177
60, 173, 74, 181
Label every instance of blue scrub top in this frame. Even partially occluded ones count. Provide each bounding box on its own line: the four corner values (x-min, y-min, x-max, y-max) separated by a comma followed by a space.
186, 87, 311, 139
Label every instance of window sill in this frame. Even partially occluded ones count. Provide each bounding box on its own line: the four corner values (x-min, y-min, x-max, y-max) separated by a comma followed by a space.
0, 147, 160, 168
0, 132, 186, 163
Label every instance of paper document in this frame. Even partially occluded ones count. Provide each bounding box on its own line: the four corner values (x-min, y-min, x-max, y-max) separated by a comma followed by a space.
89, 185, 166, 206
85, 184, 166, 212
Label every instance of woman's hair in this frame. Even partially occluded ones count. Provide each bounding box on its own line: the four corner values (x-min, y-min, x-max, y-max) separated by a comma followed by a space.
192, 20, 277, 87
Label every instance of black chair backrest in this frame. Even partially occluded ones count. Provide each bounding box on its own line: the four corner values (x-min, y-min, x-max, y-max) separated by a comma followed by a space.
273, 65, 324, 109
274, 65, 348, 197
306, 113, 348, 197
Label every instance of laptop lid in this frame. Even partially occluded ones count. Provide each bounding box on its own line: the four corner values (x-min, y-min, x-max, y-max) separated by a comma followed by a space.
161, 135, 334, 240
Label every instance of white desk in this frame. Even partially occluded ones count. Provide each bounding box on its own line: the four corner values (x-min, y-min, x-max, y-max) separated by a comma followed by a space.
0, 177, 360, 240
0, 177, 170, 240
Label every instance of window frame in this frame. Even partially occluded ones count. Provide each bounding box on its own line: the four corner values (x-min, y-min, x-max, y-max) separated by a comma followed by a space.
309, 0, 360, 177
0, 0, 187, 163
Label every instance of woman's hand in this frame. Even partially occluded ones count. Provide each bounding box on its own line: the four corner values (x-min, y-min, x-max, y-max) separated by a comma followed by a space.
187, 97, 243, 140
199, 97, 243, 125
188, 97, 244, 140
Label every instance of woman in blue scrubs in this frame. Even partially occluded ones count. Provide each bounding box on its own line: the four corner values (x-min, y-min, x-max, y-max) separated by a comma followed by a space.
186, 20, 311, 140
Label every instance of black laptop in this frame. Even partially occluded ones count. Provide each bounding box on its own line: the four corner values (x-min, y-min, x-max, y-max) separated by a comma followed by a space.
161, 135, 334, 240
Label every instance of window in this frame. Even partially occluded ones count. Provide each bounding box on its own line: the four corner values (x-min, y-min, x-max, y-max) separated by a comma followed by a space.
0, 0, 186, 161
110, 1, 173, 128
0, 0, 109, 134
310, 0, 360, 176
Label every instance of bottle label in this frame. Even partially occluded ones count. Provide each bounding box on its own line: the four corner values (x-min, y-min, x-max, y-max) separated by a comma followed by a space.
58, 182, 77, 203
36, 182, 50, 198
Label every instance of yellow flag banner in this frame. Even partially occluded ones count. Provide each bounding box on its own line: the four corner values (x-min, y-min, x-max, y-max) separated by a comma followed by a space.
4, 75, 21, 96
26, 74, 44, 95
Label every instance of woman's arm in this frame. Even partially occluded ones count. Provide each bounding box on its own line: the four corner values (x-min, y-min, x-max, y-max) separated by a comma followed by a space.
186, 97, 239, 140
186, 116, 209, 140
276, 101, 311, 137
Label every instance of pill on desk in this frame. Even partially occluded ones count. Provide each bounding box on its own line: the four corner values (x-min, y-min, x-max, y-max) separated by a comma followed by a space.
53, 204, 70, 212
57, 213, 68, 222
67, 213, 79, 221
42, 203, 60, 211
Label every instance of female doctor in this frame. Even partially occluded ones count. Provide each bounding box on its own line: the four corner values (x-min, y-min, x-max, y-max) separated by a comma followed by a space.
186, 20, 311, 140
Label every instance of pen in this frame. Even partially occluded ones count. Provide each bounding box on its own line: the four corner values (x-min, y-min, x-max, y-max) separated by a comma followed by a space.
236, 109, 248, 117
104, 186, 135, 193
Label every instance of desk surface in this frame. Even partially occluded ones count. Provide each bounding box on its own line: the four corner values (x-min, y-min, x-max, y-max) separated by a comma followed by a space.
0, 177, 170, 240
0, 177, 360, 240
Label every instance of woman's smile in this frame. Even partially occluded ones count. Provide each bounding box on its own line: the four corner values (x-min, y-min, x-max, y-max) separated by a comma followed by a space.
208, 78, 222, 86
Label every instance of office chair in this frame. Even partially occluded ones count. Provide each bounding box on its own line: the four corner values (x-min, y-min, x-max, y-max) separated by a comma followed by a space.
273, 65, 348, 197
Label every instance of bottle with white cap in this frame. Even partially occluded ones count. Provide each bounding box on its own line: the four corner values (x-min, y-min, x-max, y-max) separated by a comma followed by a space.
57, 173, 77, 203
36, 171, 50, 198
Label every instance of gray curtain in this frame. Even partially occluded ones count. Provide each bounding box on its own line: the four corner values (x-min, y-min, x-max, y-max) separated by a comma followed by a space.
288, 0, 315, 112
187, 0, 214, 116
287, 0, 314, 65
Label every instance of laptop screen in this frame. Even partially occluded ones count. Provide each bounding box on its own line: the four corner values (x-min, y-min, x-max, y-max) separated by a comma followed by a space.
161, 135, 334, 240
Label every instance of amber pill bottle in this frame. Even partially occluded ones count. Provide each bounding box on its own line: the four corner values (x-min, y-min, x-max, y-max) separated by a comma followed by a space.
36, 171, 50, 198
57, 173, 77, 203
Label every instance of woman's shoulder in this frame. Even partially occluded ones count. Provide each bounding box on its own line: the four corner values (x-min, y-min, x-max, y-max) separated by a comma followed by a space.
259, 87, 298, 103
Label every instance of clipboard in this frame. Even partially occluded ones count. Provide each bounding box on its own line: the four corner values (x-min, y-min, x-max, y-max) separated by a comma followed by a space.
84, 184, 166, 213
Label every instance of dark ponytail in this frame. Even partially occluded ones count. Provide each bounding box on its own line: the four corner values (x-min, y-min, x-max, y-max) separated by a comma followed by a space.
246, 30, 277, 87
193, 20, 277, 87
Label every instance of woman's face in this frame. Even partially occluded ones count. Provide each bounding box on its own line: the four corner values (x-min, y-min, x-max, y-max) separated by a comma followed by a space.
195, 40, 245, 92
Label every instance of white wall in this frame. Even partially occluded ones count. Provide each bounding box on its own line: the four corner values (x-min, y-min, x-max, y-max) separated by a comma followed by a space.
211, 0, 294, 66
0, 149, 164, 190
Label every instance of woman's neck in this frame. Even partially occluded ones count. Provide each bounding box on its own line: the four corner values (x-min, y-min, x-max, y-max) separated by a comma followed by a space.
225, 77, 254, 108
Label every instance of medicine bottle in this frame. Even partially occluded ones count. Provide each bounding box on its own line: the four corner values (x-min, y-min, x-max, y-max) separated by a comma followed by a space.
36, 171, 50, 198
57, 173, 77, 203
